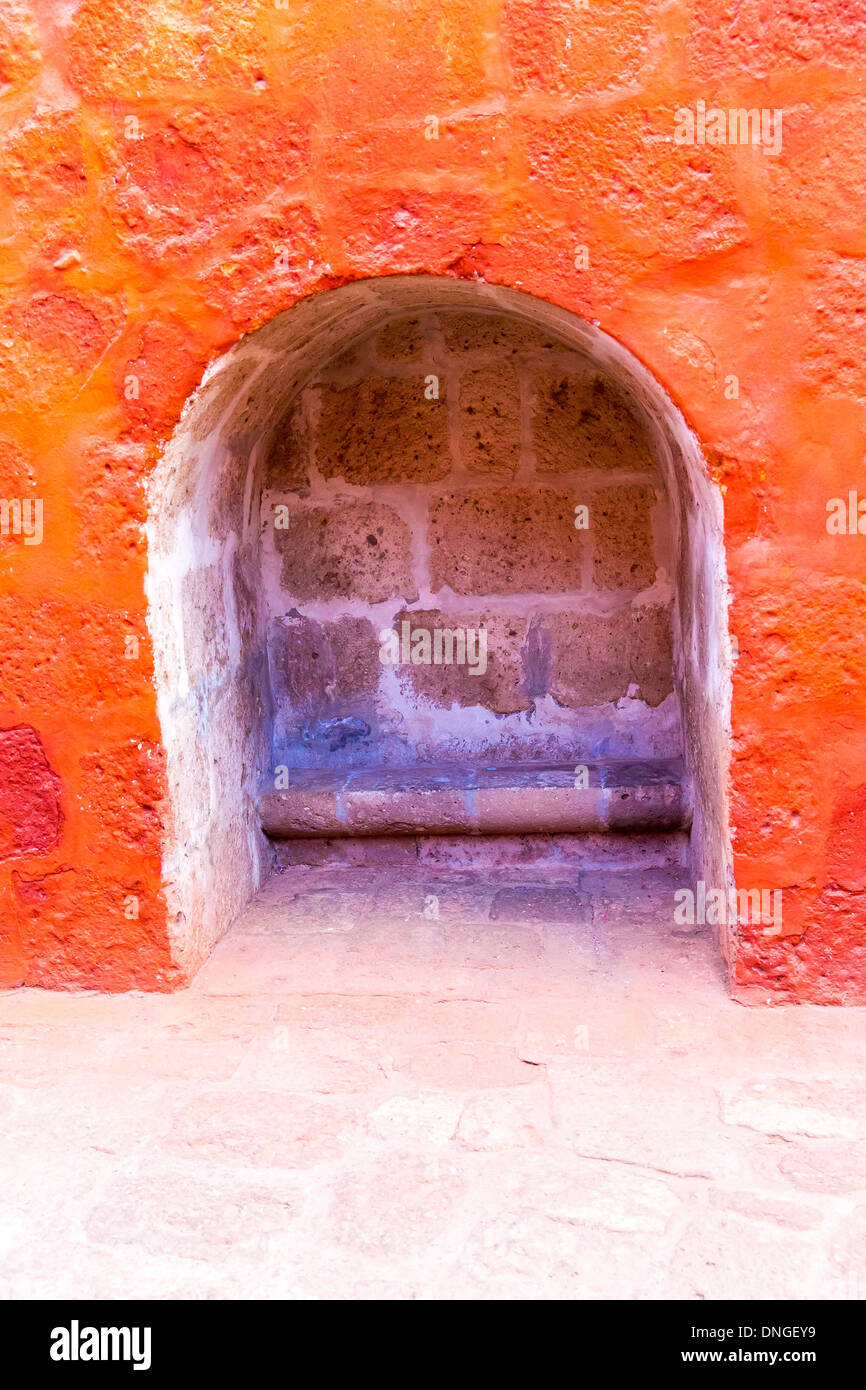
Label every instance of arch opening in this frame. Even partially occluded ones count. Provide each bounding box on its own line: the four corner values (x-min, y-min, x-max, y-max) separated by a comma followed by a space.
146, 276, 732, 980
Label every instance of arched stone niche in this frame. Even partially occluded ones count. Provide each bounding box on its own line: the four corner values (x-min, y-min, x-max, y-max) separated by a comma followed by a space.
147, 276, 732, 978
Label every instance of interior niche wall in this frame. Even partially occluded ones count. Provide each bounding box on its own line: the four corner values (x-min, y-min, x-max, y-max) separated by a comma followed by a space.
146, 276, 733, 979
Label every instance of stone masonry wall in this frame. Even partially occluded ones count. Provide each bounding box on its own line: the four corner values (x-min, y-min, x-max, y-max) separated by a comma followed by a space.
261, 312, 681, 770
3, 1, 865, 1001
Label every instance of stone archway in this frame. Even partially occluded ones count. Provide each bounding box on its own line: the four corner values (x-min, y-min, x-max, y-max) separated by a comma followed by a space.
146, 276, 732, 980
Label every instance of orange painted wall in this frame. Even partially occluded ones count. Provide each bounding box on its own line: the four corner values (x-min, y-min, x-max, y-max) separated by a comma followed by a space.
1, 0, 864, 999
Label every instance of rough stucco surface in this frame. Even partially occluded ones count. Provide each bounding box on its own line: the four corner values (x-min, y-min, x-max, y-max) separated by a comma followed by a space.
0, 2, 863, 1002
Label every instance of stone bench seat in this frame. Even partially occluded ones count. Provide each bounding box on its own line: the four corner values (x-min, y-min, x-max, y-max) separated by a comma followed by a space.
258, 759, 691, 838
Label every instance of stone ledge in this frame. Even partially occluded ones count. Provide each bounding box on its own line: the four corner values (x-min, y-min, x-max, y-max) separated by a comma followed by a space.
259, 759, 691, 837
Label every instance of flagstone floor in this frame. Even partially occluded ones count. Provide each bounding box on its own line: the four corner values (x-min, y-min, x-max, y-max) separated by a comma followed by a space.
1, 862, 864, 1299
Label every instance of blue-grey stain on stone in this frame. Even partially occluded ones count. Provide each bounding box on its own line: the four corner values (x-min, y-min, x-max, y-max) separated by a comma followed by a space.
301, 716, 371, 751
521, 615, 552, 699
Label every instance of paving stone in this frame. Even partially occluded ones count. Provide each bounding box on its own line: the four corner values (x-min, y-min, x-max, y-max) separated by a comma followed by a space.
778, 1139, 866, 1194
393, 1041, 539, 1091
274, 994, 411, 1034
364, 1094, 463, 1144
540, 922, 602, 973
86, 1172, 297, 1262
494, 1151, 680, 1234
0, 1024, 115, 1085
549, 1060, 728, 1177
358, 876, 495, 927
668, 1209, 824, 1300
167, 1091, 357, 1167
456, 1086, 552, 1150
518, 995, 653, 1061
0, 1138, 111, 1254
721, 1079, 866, 1140
706, 1187, 823, 1230
0, 1237, 235, 1302
192, 933, 350, 995
15, 1075, 176, 1152
328, 1152, 470, 1256
4, 861, 866, 1299
442, 923, 545, 969
244, 883, 368, 934
452, 1213, 666, 1299
232, 1029, 387, 1094
405, 998, 521, 1044
829, 1205, 866, 1299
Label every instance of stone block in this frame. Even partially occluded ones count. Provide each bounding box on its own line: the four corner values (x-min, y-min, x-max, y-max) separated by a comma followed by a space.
550, 606, 673, 707
375, 316, 425, 359
268, 612, 380, 714
77, 740, 165, 859
471, 785, 603, 833
316, 376, 449, 483
272, 837, 419, 869
276, 502, 418, 602
524, 108, 748, 265
0, 594, 146, 712
263, 401, 309, 491
532, 367, 656, 473
778, 1139, 866, 1195
390, 608, 530, 713
85, 1173, 295, 1262
341, 787, 473, 835
504, 0, 657, 97
428, 488, 584, 594
828, 784, 866, 892
440, 311, 560, 357
0, 4, 41, 100
167, 1091, 354, 1168
721, 1079, 866, 1140
458, 364, 521, 476
592, 485, 658, 590
686, 0, 866, 84
668, 1211, 819, 1300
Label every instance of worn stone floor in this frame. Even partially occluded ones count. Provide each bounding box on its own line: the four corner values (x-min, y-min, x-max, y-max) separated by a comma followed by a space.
1, 862, 865, 1300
